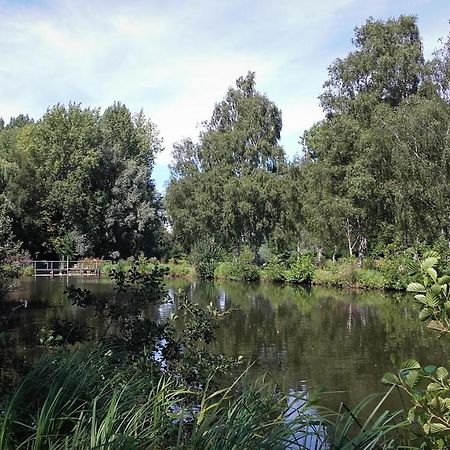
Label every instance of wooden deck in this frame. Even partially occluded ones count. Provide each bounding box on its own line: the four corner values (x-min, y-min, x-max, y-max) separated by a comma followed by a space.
30, 260, 104, 277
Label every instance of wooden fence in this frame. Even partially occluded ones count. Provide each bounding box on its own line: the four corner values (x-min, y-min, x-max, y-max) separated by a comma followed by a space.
29, 259, 106, 277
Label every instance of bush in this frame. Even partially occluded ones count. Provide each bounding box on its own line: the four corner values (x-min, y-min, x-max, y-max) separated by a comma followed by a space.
214, 247, 260, 282
260, 256, 286, 282
371, 251, 414, 290
285, 254, 315, 284
163, 259, 196, 278
190, 239, 223, 280
355, 268, 388, 290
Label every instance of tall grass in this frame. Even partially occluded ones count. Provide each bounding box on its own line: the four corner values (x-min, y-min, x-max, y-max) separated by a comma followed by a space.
0, 347, 414, 449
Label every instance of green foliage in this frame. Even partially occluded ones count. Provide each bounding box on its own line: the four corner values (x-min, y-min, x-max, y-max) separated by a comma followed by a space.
0, 103, 164, 259
0, 348, 332, 449
302, 15, 450, 258
214, 247, 260, 282
190, 239, 223, 280
0, 200, 22, 300
285, 254, 315, 284
100, 257, 196, 280
380, 256, 450, 448
309, 252, 415, 290
407, 255, 450, 334
166, 73, 299, 255
383, 360, 450, 447
260, 256, 287, 282
312, 258, 360, 287
62, 264, 235, 386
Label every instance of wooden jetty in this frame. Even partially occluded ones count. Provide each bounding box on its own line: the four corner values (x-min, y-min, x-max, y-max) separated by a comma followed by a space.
30, 259, 104, 277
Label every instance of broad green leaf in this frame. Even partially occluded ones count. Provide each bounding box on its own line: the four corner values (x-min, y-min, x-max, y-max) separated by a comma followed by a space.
407, 282, 426, 293
427, 267, 438, 282
436, 367, 448, 381
424, 251, 439, 260
423, 364, 437, 375
438, 275, 450, 285
382, 372, 400, 385
405, 370, 420, 388
424, 293, 439, 308
430, 397, 447, 412
414, 294, 426, 303
419, 308, 433, 321
427, 382, 445, 393
421, 257, 438, 271
431, 283, 442, 294
400, 359, 421, 371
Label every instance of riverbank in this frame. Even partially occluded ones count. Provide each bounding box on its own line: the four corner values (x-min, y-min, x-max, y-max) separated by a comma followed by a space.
19, 253, 414, 291
213, 252, 412, 291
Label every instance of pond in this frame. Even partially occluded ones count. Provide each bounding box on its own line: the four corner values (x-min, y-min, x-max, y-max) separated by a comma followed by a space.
5, 276, 450, 412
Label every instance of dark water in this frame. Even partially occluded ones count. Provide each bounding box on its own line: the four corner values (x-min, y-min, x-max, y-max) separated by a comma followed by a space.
5, 277, 450, 411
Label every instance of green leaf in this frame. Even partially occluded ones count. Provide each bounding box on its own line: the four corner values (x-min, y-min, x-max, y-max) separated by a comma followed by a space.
438, 275, 450, 285
424, 293, 439, 308
407, 282, 426, 293
419, 308, 433, 321
436, 367, 448, 381
427, 382, 445, 393
427, 267, 438, 282
421, 257, 438, 272
424, 365, 438, 374
430, 397, 447, 412
415, 294, 426, 303
400, 359, 421, 371
405, 370, 420, 388
431, 283, 442, 294
429, 422, 448, 433
382, 372, 400, 385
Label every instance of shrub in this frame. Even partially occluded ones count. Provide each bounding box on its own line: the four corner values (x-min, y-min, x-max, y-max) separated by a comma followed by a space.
285, 254, 315, 284
374, 253, 414, 290
355, 268, 388, 290
381, 255, 450, 447
190, 239, 223, 280
163, 259, 196, 279
214, 247, 260, 282
260, 256, 287, 282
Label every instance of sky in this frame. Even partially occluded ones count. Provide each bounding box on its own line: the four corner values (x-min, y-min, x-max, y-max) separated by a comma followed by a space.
0, 0, 449, 191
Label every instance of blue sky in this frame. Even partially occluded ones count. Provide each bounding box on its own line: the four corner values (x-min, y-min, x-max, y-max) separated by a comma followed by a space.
1, 0, 449, 191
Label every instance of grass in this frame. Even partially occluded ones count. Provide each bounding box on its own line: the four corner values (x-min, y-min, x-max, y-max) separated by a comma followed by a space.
311, 258, 411, 291
100, 258, 196, 280
0, 346, 417, 449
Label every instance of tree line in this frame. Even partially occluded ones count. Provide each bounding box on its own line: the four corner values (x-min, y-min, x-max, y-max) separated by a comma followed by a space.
1, 15, 450, 262
0, 103, 165, 260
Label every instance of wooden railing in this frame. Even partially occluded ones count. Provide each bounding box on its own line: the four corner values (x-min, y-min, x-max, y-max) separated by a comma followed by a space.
28, 259, 108, 277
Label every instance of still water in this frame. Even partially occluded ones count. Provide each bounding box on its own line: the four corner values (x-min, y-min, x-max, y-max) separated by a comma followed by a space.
6, 276, 450, 411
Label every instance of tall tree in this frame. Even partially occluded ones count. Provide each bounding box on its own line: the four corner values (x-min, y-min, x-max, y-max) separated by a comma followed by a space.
166, 72, 294, 254
303, 15, 431, 256
0, 103, 164, 259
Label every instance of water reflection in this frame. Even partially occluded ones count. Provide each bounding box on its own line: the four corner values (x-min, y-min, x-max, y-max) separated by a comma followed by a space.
5, 277, 450, 413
